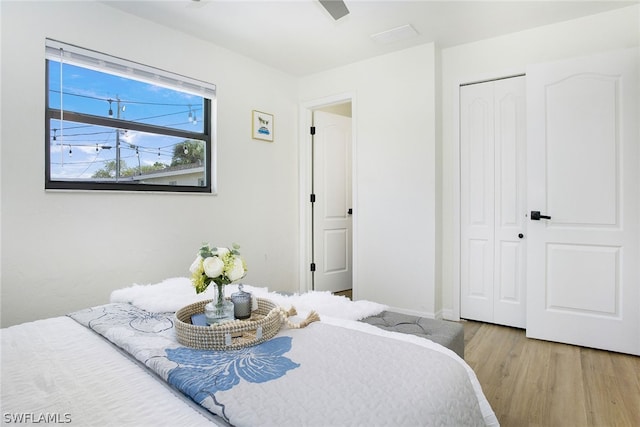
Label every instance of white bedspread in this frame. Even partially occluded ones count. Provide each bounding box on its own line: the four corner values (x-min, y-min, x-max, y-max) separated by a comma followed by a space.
67, 302, 498, 427
0, 316, 222, 426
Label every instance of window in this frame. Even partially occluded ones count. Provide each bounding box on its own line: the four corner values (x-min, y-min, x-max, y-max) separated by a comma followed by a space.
45, 39, 216, 192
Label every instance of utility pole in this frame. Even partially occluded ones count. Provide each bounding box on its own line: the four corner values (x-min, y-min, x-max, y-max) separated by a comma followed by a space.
112, 96, 122, 181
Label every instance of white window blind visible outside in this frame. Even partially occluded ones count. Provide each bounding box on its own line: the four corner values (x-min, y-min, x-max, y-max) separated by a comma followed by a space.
45, 39, 216, 100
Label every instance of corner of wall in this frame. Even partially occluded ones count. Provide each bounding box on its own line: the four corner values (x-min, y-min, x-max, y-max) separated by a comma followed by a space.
434, 43, 444, 315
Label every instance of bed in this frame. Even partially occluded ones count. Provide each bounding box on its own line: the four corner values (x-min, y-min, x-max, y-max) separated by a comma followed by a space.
1, 279, 499, 427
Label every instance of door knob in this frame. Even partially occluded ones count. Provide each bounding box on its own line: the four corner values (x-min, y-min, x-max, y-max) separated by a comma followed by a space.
531, 211, 551, 221
347, 208, 353, 215
518, 233, 524, 239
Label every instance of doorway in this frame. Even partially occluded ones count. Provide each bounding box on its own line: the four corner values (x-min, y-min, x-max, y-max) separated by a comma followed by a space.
298, 94, 355, 296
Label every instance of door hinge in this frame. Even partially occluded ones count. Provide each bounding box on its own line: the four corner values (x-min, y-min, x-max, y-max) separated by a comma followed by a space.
310, 193, 316, 203
310, 126, 316, 135
310, 263, 316, 272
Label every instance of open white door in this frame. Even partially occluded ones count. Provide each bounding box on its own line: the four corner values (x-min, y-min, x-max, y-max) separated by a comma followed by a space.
526, 48, 639, 355
313, 110, 352, 293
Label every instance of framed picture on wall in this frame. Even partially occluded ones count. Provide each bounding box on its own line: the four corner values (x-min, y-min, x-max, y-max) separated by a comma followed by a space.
252, 110, 274, 142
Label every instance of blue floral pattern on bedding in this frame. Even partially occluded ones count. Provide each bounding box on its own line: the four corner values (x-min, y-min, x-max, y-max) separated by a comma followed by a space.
166, 336, 299, 422
68, 303, 301, 424
166, 336, 299, 401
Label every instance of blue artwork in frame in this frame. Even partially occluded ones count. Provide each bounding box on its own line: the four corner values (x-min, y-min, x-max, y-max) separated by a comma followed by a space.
252, 110, 274, 142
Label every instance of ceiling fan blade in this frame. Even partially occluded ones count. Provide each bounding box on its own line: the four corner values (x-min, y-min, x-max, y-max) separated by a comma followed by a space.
319, 0, 350, 20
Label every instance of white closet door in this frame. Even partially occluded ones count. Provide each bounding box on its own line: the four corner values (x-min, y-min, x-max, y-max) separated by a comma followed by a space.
493, 77, 527, 327
526, 48, 639, 355
461, 76, 527, 328
461, 81, 495, 323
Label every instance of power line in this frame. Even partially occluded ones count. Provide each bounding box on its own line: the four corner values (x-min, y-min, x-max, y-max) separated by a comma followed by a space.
48, 89, 200, 108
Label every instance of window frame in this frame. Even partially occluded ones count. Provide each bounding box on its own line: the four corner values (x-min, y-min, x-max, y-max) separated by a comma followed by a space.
44, 40, 215, 193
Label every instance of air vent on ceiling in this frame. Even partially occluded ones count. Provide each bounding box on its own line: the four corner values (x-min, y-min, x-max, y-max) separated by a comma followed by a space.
370, 24, 419, 44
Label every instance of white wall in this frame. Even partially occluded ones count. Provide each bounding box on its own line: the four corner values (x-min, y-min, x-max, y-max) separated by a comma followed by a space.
0, 1, 299, 327
440, 5, 640, 319
299, 44, 439, 317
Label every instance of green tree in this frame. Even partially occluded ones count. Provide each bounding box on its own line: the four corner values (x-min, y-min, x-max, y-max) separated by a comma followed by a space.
137, 162, 168, 175
92, 159, 168, 178
92, 160, 121, 178
172, 140, 204, 166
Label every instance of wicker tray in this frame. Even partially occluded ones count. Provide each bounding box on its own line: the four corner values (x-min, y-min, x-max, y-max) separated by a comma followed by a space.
174, 298, 282, 350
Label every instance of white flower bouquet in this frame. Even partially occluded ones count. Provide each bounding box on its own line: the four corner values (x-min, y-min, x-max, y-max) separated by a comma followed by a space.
190, 243, 247, 294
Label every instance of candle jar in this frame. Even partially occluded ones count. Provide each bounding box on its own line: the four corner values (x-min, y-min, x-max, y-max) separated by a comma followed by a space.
231, 284, 252, 320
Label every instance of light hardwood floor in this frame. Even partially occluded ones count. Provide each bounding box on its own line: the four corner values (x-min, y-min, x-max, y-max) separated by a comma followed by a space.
334, 289, 352, 299
463, 320, 640, 427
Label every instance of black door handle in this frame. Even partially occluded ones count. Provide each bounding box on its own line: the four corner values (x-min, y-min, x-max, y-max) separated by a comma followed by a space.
347, 208, 353, 215
531, 211, 551, 220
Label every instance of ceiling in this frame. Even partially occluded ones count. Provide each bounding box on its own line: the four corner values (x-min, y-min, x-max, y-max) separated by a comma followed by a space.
104, 0, 638, 76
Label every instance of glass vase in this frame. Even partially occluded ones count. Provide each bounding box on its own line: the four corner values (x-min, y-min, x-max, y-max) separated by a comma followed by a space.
204, 283, 235, 325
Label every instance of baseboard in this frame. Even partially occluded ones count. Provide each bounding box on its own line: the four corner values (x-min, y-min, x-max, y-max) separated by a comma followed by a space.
386, 306, 436, 319
441, 309, 459, 321
384, 307, 461, 321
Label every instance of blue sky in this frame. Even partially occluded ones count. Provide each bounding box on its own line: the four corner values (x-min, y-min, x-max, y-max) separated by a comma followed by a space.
48, 61, 204, 179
